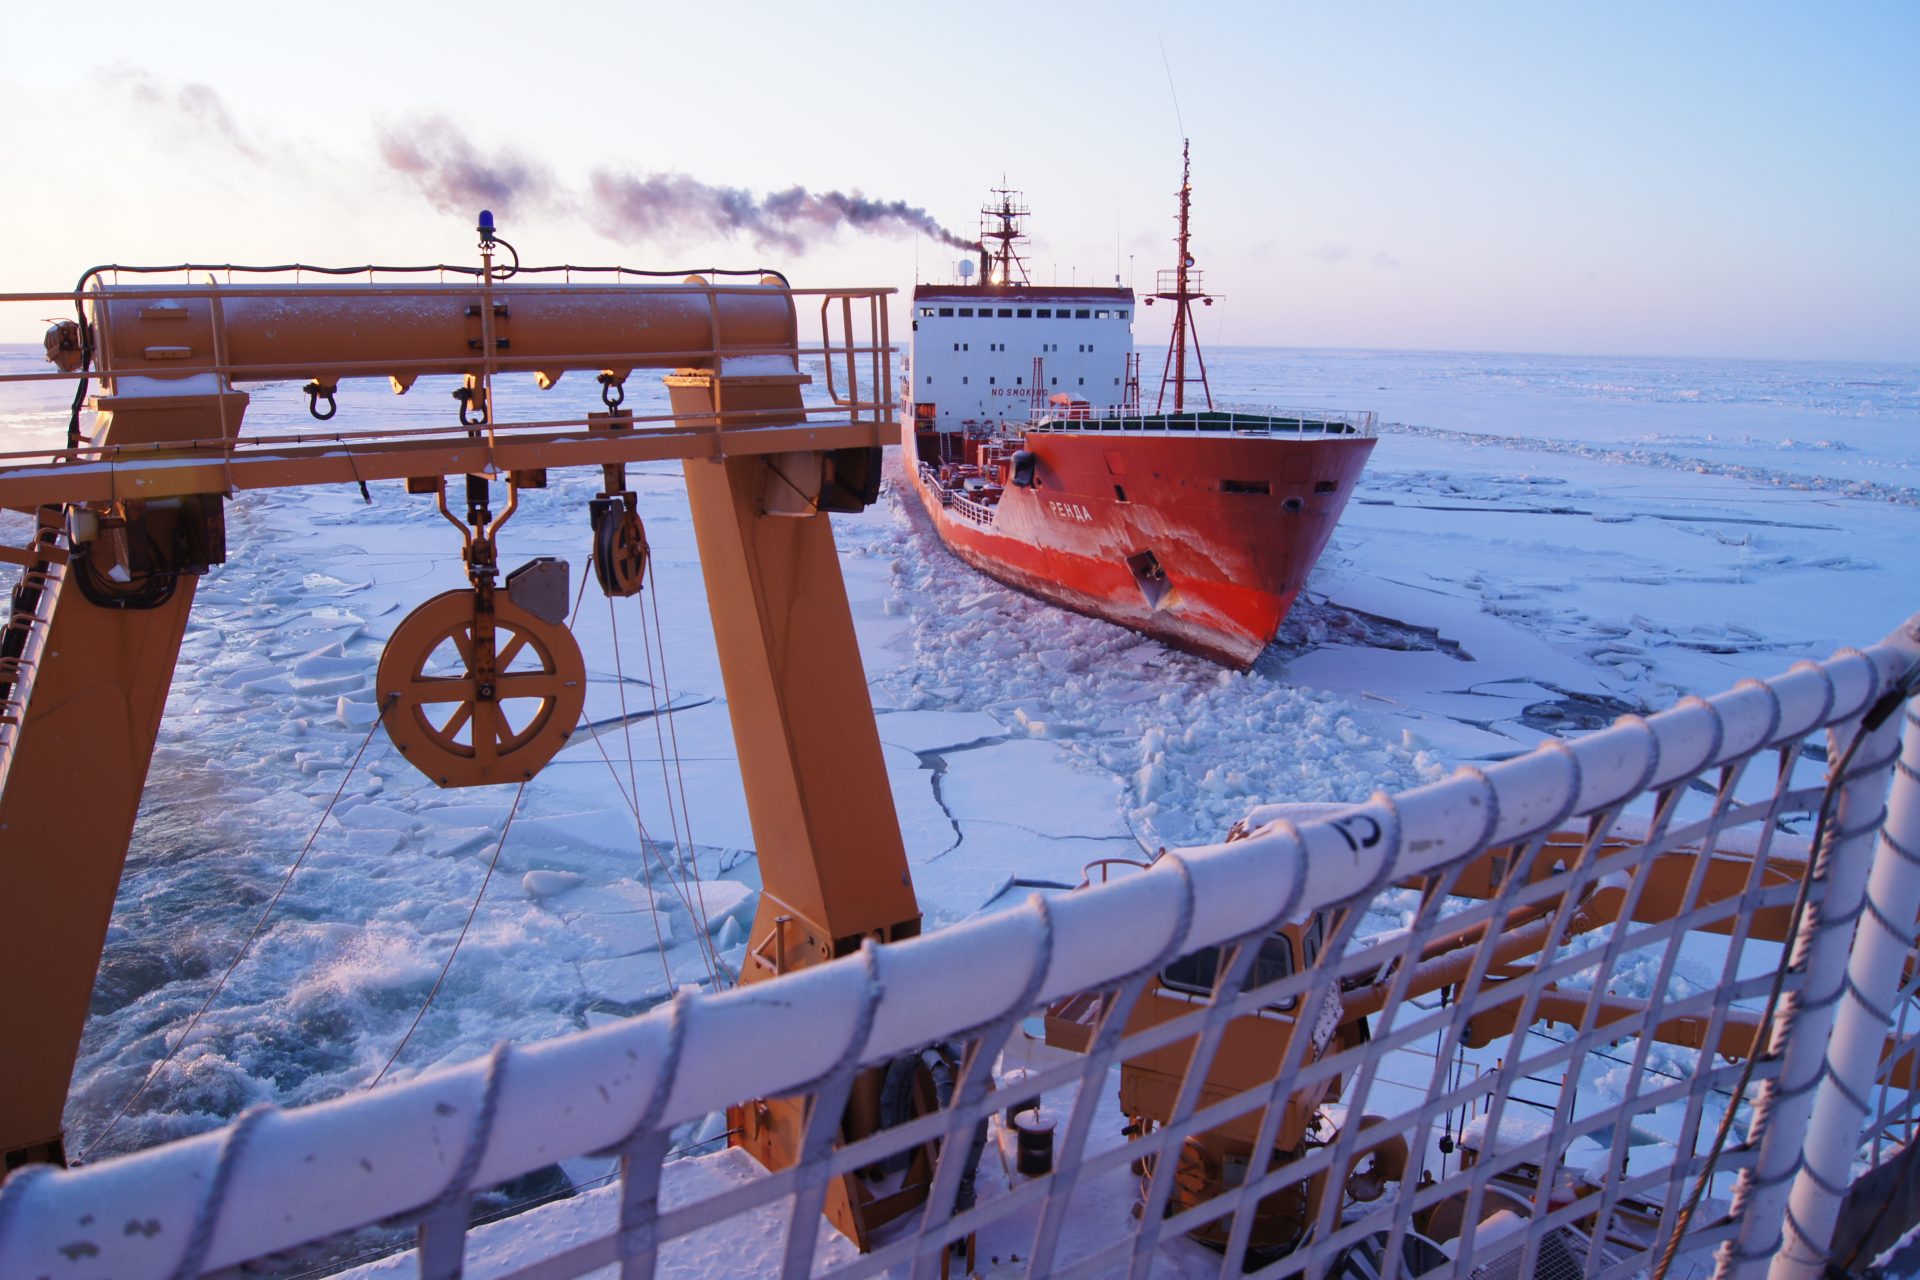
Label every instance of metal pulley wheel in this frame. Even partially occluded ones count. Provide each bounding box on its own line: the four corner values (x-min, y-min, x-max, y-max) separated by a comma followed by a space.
377, 589, 587, 787
590, 496, 649, 598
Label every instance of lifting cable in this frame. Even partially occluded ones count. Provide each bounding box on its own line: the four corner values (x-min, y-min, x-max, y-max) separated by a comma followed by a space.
366, 557, 600, 1088
599, 577, 702, 990
620, 559, 723, 983
366, 775, 528, 1091
637, 557, 721, 959
79, 695, 397, 1162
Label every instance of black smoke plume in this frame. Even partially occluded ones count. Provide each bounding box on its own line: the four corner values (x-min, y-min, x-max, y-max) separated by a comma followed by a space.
377, 116, 979, 252
118, 69, 266, 163
376, 116, 556, 219
588, 171, 979, 254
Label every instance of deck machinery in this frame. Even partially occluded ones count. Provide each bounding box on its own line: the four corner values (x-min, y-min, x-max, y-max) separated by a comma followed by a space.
0, 228, 927, 1245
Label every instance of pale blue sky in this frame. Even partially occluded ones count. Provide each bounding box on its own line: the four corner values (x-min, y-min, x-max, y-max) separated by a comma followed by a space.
1, 1, 1914, 361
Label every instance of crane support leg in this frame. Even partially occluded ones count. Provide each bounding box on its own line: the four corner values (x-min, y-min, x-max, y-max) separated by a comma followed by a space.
671, 371, 920, 1251
671, 372, 918, 962
0, 389, 246, 1170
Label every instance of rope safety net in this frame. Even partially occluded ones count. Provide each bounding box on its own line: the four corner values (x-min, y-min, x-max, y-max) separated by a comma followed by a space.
0, 620, 1916, 1280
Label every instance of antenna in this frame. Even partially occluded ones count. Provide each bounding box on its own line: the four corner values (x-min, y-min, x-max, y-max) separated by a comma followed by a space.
978, 187, 1031, 287
1158, 40, 1186, 141
1149, 141, 1215, 413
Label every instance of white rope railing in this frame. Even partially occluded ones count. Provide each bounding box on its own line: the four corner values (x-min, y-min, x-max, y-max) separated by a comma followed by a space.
0, 615, 1915, 1280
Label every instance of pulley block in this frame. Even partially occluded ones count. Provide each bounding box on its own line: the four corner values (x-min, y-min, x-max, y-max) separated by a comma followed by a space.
590, 496, 649, 598
377, 588, 586, 788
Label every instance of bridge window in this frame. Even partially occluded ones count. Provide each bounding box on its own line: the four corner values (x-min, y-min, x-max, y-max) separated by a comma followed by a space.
959, 308, 974, 316
1117, 310, 1129, 320
998, 308, 1013, 317
1075, 309, 1091, 318
938, 307, 953, 316
1017, 308, 1032, 317
1037, 309, 1052, 318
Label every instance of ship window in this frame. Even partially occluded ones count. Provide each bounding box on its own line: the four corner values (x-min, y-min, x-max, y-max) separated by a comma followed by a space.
959, 308, 974, 316
1096, 310, 1110, 319
1037, 308, 1052, 318
938, 307, 953, 316
1050, 377, 1057, 386
1075, 309, 1091, 318
1114, 484, 1128, 502
999, 308, 1013, 317
1117, 310, 1129, 320
963, 343, 970, 351
1016, 377, 1023, 385
1161, 934, 1296, 1008
953, 343, 961, 352
925, 376, 932, 385
1223, 480, 1271, 495
989, 377, 996, 385
961, 376, 969, 384
1303, 913, 1325, 969
1113, 378, 1120, 385
1077, 377, 1085, 385
1017, 308, 1031, 317
1314, 480, 1338, 494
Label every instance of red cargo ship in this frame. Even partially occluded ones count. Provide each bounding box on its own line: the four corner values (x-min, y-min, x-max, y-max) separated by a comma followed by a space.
899, 148, 1377, 669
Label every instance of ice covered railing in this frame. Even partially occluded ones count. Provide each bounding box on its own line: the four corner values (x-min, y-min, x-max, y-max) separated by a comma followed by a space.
1, 617, 1916, 1280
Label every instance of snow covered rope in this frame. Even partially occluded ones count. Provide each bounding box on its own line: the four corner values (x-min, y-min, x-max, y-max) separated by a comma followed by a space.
1, 615, 1918, 1280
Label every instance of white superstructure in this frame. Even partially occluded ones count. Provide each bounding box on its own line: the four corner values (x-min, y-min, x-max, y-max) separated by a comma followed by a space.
908, 285, 1134, 430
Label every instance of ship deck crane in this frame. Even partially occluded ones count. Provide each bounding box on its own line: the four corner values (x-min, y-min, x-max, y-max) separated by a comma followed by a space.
0, 224, 924, 1244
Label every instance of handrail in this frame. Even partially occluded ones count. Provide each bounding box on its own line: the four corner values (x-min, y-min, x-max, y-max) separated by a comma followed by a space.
1025, 403, 1377, 438
916, 462, 998, 527
0, 616, 1914, 1279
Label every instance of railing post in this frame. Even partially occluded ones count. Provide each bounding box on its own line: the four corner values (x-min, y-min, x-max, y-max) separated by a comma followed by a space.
1768, 614, 1920, 1280
1718, 618, 1920, 1280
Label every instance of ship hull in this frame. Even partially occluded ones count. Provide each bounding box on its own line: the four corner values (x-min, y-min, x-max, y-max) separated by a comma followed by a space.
900, 418, 1376, 668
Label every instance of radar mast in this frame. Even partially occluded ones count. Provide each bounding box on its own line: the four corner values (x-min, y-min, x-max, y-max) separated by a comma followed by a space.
979, 186, 1031, 288
1150, 140, 1214, 412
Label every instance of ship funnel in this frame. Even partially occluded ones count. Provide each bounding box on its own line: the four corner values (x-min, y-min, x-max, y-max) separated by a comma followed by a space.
979, 246, 992, 286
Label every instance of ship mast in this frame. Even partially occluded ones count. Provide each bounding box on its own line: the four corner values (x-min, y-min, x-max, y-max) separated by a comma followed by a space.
1150, 140, 1214, 413
979, 186, 1031, 288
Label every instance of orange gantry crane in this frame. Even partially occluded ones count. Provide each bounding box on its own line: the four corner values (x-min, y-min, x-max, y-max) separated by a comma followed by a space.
0, 225, 920, 1250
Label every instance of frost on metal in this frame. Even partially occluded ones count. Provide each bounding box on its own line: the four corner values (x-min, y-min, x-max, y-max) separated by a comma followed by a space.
0, 618, 1916, 1280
